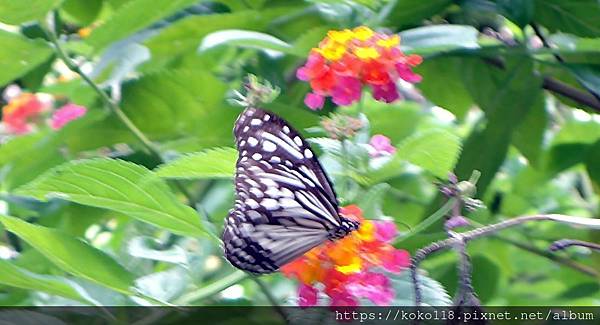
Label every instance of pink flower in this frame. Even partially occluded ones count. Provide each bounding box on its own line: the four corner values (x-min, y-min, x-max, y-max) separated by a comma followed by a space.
369, 134, 396, 157
304, 93, 325, 110
372, 82, 400, 103
298, 283, 318, 307
330, 290, 359, 307
331, 76, 361, 106
50, 103, 87, 130
375, 220, 398, 243
346, 272, 394, 306
396, 63, 422, 83
382, 249, 411, 273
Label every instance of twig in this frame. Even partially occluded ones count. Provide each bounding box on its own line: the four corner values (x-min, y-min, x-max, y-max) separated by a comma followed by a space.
549, 239, 600, 253
498, 236, 600, 278
411, 214, 600, 305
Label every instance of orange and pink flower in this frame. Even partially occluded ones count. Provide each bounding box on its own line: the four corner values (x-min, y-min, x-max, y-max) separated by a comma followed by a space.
281, 205, 410, 307
297, 26, 423, 110
1, 93, 49, 134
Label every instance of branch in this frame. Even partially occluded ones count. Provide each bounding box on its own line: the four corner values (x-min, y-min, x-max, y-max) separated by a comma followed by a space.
550, 239, 600, 253
411, 214, 600, 305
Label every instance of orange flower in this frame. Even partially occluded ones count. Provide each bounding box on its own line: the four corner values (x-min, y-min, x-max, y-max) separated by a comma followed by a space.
281, 205, 410, 307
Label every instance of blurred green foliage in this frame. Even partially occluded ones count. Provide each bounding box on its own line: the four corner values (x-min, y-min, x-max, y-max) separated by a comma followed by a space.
0, 0, 599, 310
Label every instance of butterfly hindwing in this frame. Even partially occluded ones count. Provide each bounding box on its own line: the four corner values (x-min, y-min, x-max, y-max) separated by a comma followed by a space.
223, 107, 357, 274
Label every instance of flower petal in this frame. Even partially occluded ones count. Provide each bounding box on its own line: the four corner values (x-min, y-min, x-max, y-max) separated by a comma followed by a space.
382, 249, 411, 273
298, 283, 318, 307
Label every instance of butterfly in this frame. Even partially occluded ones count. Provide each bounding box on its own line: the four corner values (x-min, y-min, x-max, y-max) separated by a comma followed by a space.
222, 107, 360, 274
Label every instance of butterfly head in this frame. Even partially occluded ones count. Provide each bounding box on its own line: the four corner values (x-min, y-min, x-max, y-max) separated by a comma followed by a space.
327, 217, 360, 240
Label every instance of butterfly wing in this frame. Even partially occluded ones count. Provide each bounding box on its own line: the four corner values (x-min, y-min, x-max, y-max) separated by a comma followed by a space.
223, 107, 345, 274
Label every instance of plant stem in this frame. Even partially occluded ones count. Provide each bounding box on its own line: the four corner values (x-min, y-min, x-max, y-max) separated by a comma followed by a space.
394, 198, 456, 245
174, 271, 248, 305
549, 239, 600, 253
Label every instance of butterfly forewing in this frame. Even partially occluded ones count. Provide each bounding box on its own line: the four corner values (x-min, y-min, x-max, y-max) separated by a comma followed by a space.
223, 107, 358, 274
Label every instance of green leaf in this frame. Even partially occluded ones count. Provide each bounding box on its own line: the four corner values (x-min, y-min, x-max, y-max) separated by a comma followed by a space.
470, 255, 501, 303
566, 64, 600, 99
86, 0, 199, 51
512, 96, 547, 166
0, 0, 63, 24
416, 57, 473, 119
61, 0, 103, 25
0, 259, 96, 304
585, 140, 600, 191
0, 215, 135, 294
399, 25, 479, 54
145, 9, 285, 64
15, 158, 206, 237
389, 271, 451, 306
0, 30, 53, 87
364, 100, 423, 144
386, 0, 452, 27
456, 56, 542, 194
553, 119, 600, 145
0, 133, 45, 167
365, 130, 461, 184
120, 70, 234, 140
155, 147, 237, 179
292, 26, 330, 56
396, 130, 462, 179
497, 0, 534, 27
357, 183, 390, 218
198, 29, 297, 57
127, 236, 189, 267
534, 0, 600, 37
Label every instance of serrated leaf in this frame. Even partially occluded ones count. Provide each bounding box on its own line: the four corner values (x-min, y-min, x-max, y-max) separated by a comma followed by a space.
0, 30, 53, 87
0, 259, 97, 304
86, 0, 199, 51
0, 0, 63, 24
367, 130, 462, 183
155, 147, 237, 179
16, 158, 205, 237
389, 271, 452, 306
0, 215, 135, 295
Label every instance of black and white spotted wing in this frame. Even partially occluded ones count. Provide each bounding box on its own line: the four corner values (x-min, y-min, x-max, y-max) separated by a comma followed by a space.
222, 107, 360, 274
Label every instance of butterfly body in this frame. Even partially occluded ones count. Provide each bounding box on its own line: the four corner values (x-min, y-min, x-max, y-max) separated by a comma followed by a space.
222, 107, 359, 274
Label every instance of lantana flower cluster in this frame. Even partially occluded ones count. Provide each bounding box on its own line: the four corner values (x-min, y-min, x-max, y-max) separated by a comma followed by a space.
297, 26, 423, 110
1, 87, 87, 135
281, 205, 410, 307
